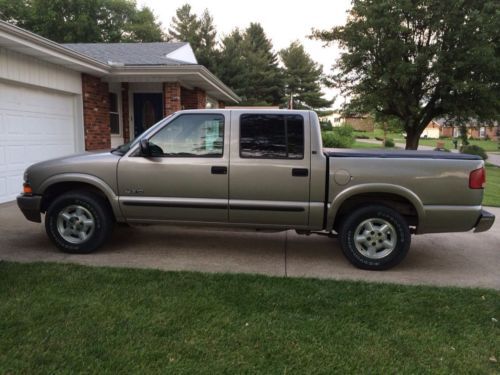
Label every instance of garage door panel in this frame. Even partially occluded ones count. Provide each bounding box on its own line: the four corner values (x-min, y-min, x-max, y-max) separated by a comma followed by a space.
0, 81, 77, 203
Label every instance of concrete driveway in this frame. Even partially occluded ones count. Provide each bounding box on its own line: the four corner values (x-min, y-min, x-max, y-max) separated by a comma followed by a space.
1, 202, 499, 290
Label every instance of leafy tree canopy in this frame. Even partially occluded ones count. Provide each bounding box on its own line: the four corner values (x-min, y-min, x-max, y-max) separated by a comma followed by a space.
312, 0, 500, 149
280, 41, 333, 110
0, 0, 164, 43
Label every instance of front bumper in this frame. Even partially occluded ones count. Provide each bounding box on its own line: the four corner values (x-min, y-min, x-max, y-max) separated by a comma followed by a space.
474, 209, 495, 233
17, 194, 42, 223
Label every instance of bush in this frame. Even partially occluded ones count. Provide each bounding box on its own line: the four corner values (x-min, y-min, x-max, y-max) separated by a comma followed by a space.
355, 135, 370, 139
375, 136, 384, 141
461, 144, 488, 160
335, 124, 354, 138
322, 131, 355, 148
384, 138, 395, 147
439, 135, 451, 139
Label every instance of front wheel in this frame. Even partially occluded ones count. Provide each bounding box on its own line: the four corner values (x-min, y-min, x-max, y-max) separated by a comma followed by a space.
45, 191, 113, 254
339, 205, 411, 270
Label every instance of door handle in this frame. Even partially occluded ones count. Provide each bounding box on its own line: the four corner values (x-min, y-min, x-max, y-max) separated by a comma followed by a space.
292, 168, 309, 177
211, 166, 228, 175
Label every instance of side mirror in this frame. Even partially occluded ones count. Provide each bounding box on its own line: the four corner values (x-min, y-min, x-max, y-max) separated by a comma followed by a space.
139, 139, 151, 156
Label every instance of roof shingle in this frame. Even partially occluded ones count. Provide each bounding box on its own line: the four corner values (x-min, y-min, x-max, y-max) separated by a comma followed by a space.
63, 42, 195, 66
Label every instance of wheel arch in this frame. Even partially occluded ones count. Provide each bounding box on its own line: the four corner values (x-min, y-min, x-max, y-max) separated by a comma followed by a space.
327, 184, 424, 232
39, 174, 123, 221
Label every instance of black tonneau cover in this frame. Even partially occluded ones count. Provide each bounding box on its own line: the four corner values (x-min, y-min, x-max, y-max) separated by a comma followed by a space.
323, 148, 482, 160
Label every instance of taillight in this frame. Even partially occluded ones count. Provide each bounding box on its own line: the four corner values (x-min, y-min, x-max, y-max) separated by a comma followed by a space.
469, 167, 486, 189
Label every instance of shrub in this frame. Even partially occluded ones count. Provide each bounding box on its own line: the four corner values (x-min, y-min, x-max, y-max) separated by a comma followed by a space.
384, 138, 395, 147
461, 144, 488, 160
439, 135, 451, 139
375, 136, 384, 141
335, 124, 354, 138
322, 131, 355, 148
355, 135, 370, 139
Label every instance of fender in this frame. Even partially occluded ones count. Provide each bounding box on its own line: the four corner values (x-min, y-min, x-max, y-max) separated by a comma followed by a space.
326, 183, 425, 230
38, 173, 124, 221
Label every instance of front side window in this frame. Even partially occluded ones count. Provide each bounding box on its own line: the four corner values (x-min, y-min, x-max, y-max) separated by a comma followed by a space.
109, 92, 120, 135
148, 114, 224, 157
240, 114, 304, 159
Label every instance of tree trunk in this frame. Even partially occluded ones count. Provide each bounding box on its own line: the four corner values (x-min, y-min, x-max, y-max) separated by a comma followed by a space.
405, 128, 420, 150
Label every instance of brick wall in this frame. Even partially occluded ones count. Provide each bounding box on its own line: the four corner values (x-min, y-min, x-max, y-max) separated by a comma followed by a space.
344, 117, 374, 132
82, 74, 110, 150
440, 127, 454, 138
181, 87, 207, 109
163, 82, 181, 115
121, 82, 130, 142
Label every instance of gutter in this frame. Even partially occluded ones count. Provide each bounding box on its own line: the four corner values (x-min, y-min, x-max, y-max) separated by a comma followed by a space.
109, 65, 241, 103
0, 20, 110, 75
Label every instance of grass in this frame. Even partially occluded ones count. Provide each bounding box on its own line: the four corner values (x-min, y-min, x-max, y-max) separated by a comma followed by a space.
352, 140, 384, 148
484, 163, 500, 207
354, 130, 500, 151
418, 138, 500, 152
0, 262, 498, 373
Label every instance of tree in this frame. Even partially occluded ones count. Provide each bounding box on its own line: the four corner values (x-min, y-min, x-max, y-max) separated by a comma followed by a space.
312, 0, 500, 149
240, 23, 284, 105
280, 41, 333, 110
215, 29, 247, 95
0, 0, 164, 43
167, 4, 217, 72
216, 23, 284, 106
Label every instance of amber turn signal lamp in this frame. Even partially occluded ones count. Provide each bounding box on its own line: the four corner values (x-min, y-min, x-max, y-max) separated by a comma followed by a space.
23, 183, 33, 195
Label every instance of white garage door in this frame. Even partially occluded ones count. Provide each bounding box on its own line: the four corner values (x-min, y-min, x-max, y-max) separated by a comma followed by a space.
0, 81, 77, 203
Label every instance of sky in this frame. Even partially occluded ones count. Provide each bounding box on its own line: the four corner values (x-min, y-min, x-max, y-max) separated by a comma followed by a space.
138, 0, 352, 107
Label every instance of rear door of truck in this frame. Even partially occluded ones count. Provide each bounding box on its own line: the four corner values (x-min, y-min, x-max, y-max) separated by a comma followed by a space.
228, 111, 311, 226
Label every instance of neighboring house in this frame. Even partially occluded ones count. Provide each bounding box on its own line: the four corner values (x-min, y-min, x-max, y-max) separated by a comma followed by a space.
343, 114, 375, 132
429, 118, 499, 140
0, 20, 239, 203
421, 120, 440, 139
320, 113, 375, 132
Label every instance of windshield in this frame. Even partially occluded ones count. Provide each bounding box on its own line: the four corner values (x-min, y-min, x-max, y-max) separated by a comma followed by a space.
111, 114, 174, 156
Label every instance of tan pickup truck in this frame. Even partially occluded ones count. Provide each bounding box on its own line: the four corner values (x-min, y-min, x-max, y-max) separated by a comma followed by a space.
17, 109, 495, 270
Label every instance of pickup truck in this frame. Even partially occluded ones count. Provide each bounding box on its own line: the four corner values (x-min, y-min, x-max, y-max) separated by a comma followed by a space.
17, 109, 495, 270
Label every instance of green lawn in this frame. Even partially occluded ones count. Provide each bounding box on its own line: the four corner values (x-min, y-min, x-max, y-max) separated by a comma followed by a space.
1, 262, 498, 373
418, 138, 500, 152
354, 130, 500, 151
484, 163, 500, 207
352, 140, 384, 148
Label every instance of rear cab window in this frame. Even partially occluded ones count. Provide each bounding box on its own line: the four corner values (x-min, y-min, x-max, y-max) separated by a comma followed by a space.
239, 114, 304, 159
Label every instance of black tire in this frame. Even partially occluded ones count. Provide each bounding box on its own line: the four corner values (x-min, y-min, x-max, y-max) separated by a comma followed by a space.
45, 191, 113, 254
339, 205, 411, 270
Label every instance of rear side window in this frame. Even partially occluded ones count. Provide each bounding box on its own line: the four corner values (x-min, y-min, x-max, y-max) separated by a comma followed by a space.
240, 114, 304, 159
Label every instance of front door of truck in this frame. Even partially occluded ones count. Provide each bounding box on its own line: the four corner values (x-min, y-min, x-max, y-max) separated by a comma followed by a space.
228, 112, 311, 226
118, 113, 229, 223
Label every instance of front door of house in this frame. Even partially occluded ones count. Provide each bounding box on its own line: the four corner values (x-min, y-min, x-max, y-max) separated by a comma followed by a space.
133, 93, 163, 137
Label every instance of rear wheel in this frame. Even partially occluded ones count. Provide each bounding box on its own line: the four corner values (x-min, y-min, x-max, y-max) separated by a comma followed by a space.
339, 205, 411, 270
45, 191, 113, 253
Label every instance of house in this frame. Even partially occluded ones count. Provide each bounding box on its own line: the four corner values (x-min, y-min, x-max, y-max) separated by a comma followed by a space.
0, 20, 239, 203
430, 118, 499, 140
420, 120, 440, 139
320, 113, 375, 131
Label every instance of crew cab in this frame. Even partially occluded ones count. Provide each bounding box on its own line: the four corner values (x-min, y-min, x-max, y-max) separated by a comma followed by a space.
17, 109, 495, 270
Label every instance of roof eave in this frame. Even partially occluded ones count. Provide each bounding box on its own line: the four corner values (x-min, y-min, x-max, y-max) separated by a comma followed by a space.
0, 20, 109, 75
107, 65, 240, 103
